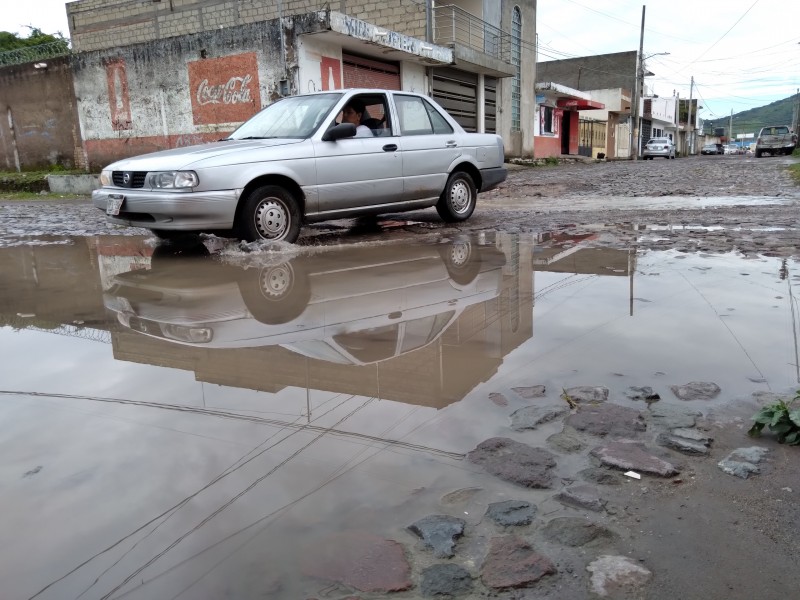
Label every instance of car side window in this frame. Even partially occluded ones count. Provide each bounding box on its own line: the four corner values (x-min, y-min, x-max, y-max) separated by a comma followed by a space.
396, 95, 434, 136
423, 99, 454, 134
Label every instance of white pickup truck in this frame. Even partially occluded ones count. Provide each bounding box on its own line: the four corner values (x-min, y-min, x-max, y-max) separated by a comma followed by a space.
754, 125, 797, 157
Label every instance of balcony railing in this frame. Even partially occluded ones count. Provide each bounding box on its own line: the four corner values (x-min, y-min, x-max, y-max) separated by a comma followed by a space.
432, 5, 512, 64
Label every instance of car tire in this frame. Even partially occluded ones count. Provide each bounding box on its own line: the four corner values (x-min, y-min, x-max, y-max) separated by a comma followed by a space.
436, 171, 477, 222
238, 185, 302, 243
755, 150, 762, 158
439, 239, 482, 285
237, 261, 310, 325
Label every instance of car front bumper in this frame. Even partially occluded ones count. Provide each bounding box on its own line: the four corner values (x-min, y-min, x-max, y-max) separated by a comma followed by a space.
92, 188, 239, 230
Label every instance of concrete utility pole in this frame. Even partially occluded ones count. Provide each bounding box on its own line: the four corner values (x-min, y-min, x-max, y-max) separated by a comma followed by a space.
631, 5, 645, 160
687, 76, 694, 155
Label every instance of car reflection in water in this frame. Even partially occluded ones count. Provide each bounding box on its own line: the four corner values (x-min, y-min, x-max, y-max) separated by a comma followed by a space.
103, 235, 530, 407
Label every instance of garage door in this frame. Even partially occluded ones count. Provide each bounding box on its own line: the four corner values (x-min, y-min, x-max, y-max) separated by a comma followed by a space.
343, 54, 400, 90
432, 67, 496, 133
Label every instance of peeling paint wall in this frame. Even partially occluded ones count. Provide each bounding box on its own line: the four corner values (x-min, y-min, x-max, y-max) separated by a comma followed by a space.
72, 17, 327, 169
0, 56, 83, 171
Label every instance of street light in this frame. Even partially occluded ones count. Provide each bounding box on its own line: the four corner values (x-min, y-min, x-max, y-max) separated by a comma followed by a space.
632, 52, 670, 160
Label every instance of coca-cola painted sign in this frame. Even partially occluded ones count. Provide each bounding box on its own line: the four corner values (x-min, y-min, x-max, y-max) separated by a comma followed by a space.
188, 53, 260, 125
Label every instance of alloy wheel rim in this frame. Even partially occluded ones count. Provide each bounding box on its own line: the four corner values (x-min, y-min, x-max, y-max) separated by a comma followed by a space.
255, 198, 289, 239
449, 242, 471, 266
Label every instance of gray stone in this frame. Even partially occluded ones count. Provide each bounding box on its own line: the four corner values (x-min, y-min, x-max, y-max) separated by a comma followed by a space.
656, 432, 710, 456
670, 427, 713, 445
512, 385, 547, 399
670, 381, 721, 401
555, 484, 606, 512
717, 447, 769, 479
729, 446, 769, 463
510, 405, 568, 431
579, 467, 623, 486
587, 555, 652, 598
420, 563, 474, 598
467, 438, 557, 489
481, 536, 556, 589
647, 404, 701, 429
566, 404, 646, 438
564, 386, 609, 404
625, 386, 660, 401
718, 459, 760, 479
408, 515, 466, 558
591, 441, 679, 477
547, 428, 587, 453
486, 500, 537, 527
541, 517, 616, 547
489, 392, 508, 406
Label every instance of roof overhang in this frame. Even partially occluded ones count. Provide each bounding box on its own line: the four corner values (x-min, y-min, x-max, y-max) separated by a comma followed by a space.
556, 97, 605, 110
303, 11, 453, 67
535, 82, 605, 110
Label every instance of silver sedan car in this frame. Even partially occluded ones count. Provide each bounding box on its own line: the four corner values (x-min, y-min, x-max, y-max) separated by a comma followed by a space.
92, 89, 507, 243
642, 137, 676, 159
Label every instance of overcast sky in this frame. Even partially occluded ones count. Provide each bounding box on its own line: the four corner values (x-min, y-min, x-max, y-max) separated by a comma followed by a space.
3, 0, 799, 122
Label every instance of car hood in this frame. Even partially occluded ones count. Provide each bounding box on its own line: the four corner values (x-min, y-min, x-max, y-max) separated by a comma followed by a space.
105, 138, 306, 171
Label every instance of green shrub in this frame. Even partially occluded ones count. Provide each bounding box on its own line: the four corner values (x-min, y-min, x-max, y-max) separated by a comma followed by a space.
748, 390, 800, 445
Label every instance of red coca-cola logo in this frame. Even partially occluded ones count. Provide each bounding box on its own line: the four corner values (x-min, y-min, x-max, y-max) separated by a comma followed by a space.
196, 75, 253, 106
189, 53, 260, 125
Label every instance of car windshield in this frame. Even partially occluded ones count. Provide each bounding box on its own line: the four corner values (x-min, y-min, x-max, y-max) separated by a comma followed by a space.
227, 93, 342, 140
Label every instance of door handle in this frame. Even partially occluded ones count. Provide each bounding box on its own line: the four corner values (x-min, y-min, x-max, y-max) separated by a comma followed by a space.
382, 144, 398, 152
446, 141, 458, 148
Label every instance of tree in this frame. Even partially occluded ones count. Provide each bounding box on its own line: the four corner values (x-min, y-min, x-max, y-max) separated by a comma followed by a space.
0, 27, 69, 53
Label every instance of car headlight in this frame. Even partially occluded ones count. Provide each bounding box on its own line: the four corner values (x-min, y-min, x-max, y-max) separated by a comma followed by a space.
100, 170, 112, 186
146, 171, 199, 189
161, 324, 213, 343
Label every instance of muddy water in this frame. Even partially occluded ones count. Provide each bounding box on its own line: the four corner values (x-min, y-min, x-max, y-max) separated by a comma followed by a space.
1, 232, 798, 599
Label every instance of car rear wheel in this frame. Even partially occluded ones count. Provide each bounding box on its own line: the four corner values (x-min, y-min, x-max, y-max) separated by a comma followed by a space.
238, 185, 302, 243
436, 171, 476, 222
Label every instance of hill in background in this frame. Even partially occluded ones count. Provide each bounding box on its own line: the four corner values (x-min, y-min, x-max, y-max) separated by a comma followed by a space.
702, 93, 799, 136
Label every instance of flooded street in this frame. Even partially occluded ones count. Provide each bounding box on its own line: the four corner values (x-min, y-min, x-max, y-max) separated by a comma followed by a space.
2, 156, 800, 599
2, 228, 799, 599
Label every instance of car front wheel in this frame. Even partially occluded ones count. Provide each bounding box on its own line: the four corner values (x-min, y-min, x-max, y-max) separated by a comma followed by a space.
238, 185, 302, 243
436, 171, 477, 222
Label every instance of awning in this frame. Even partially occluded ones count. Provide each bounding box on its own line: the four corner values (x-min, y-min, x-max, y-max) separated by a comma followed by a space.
557, 97, 605, 110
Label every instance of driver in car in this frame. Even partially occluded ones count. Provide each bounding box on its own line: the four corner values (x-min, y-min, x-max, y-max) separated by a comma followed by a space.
341, 99, 373, 137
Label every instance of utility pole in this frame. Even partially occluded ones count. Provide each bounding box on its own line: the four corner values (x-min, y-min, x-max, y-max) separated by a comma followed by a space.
686, 76, 694, 155
631, 5, 645, 160
729, 108, 733, 147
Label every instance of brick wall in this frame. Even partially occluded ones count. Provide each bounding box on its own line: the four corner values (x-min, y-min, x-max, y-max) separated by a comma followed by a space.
68, 0, 427, 52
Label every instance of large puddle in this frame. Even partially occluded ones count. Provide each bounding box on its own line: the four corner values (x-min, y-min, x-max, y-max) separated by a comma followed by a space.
1, 232, 798, 599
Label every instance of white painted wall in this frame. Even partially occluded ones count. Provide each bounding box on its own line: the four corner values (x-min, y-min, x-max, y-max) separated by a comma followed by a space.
297, 36, 343, 95
400, 62, 427, 93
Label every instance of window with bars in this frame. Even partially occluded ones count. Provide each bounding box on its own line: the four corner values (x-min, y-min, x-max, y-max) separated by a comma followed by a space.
511, 7, 521, 132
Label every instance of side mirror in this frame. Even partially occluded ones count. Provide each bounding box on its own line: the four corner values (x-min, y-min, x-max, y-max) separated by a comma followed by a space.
322, 123, 357, 142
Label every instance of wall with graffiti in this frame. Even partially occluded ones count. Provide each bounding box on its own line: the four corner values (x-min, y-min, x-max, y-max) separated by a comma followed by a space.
71, 19, 308, 169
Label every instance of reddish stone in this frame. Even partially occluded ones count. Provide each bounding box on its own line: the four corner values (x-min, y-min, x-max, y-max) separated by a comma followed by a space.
481, 535, 556, 589
302, 531, 412, 593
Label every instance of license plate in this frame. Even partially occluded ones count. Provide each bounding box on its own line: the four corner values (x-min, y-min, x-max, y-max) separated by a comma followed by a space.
106, 194, 125, 216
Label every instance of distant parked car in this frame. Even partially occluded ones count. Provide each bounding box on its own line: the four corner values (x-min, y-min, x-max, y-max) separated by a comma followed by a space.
701, 143, 722, 155
642, 137, 676, 159
724, 144, 743, 155
755, 125, 797, 157
92, 89, 507, 244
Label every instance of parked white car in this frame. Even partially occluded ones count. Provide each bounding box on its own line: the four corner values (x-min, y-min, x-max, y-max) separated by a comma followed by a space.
642, 137, 676, 159
92, 89, 507, 243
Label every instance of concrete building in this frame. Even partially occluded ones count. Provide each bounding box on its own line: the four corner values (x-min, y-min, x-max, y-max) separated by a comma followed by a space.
61, 0, 538, 168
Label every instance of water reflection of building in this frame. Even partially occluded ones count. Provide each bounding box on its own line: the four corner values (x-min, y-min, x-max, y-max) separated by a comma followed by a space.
106, 234, 534, 409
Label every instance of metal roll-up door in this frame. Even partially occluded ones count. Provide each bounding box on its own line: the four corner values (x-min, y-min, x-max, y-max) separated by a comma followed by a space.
432, 68, 478, 132
342, 54, 400, 90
